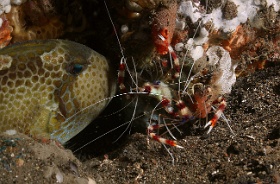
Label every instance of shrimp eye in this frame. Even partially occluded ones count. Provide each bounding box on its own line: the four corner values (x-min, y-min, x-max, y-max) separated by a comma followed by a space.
68, 63, 84, 75
154, 81, 161, 85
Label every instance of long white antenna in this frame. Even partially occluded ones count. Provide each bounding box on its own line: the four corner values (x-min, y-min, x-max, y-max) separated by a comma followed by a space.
104, 0, 125, 58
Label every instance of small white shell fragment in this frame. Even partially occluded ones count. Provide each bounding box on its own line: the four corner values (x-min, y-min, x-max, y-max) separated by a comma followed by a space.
175, 42, 184, 52
254, 0, 261, 5
121, 25, 129, 34
56, 171, 64, 183
185, 38, 194, 50
193, 27, 209, 45
88, 177, 97, 184
189, 46, 204, 61
176, 19, 185, 30
178, 1, 202, 23
4, 4, 11, 13
4, 129, 17, 135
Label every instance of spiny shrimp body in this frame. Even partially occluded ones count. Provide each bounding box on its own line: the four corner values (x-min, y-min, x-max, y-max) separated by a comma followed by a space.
108, 0, 234, 149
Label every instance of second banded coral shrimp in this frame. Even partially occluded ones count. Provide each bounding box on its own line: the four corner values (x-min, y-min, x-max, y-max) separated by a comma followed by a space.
72, 0, 237, 162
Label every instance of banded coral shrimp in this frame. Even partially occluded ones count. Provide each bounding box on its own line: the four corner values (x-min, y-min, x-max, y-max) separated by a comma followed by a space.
67, 0, 237, 162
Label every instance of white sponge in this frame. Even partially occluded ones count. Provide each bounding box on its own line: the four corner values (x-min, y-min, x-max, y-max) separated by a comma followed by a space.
194, 46, 237, 95
206, 46, 237, 94
0, 0, 12, 15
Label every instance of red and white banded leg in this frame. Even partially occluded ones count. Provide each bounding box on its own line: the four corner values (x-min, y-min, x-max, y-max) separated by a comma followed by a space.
158, 34, 180, 78
148, 124, 184, 148
204, 97, 227, 134
141, 82, 194, 121
141, 81, 174, 113
140, 82, 197, 148
176, 100, 193, 120
118, 57, 127, 93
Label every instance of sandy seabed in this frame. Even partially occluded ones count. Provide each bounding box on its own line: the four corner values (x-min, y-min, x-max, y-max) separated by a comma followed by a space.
0, 63, 279, 184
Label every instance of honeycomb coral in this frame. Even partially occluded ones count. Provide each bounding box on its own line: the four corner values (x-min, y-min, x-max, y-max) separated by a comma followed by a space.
0, 40, 116, 144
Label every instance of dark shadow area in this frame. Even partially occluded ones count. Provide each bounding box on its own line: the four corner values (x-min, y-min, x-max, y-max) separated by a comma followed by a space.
65, 96, 129, 158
